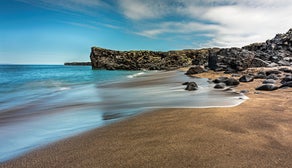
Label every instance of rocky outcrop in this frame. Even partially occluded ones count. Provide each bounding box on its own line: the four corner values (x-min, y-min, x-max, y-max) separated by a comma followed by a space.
90, 28, 292, 71
90, 47, 199, 70
243, 28, 292, 67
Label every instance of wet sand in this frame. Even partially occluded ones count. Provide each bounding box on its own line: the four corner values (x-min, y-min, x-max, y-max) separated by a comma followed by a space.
2, 71, 292, 168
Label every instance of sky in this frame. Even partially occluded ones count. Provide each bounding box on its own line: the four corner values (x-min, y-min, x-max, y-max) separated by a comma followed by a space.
0, 0, 292, 64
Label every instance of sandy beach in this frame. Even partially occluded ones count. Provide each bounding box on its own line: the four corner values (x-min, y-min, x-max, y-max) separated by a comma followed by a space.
1, 70, 292, 168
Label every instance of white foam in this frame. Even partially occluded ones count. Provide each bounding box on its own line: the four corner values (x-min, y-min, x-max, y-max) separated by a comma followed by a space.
127, 72, 145, 78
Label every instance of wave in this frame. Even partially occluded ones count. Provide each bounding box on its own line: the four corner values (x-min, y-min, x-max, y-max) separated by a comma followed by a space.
127, 72, 146, 78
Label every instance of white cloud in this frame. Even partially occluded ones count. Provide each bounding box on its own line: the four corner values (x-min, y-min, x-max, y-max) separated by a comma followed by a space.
200, 3, 292, 47
117, 0, 185, 20
120, 0, 292, 48
136, 21, 219, 38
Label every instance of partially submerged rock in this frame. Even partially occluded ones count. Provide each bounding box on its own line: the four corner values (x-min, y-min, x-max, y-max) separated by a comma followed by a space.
214, 83, 226, 89
212, 77, 229, 83
185, 82, 199, 91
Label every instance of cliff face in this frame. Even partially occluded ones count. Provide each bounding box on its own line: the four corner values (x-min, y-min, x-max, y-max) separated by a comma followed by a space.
90, 28, 292, 72
90, 47, 217, 70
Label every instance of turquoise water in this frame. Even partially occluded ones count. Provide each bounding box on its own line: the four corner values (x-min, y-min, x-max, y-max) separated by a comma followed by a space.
0, 65, 247, 162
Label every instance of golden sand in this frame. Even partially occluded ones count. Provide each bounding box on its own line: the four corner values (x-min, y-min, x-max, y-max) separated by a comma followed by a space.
1, 70, 292, 168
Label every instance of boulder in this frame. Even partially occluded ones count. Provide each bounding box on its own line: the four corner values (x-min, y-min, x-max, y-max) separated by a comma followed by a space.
239, 75, 254, 82
279, 68, 292, 73
213, 77, 229, 83
280, 75, 292, 84
254, 72, 267, 79
266, 74, 279, 80
185, 66, 206, 75
185, 82, 199, 91
214, 83, 226, 89
263, 79, 276, 84
265, 70, 281, 76
278, 60, 290, 66
279, 81, 292, 88
268, 63, 278, 67
255, 84, 278, 91
250, 58, 269, 67
225, 78, 240, 86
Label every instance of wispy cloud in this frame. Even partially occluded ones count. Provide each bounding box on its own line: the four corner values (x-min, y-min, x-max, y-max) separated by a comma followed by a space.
18, 0, 292, 48
18, 0, 110, 14
136, 21, 219, 38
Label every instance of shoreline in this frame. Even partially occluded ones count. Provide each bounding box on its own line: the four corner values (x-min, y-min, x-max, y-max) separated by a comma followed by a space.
2, 70, 292, 167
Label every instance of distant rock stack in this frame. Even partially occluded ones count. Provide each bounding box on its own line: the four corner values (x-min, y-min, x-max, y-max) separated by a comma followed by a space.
64, 62, 91, 66
90, 28, 292, 72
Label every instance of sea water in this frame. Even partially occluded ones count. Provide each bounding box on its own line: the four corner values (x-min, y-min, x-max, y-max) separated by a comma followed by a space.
0, 65, 247, 162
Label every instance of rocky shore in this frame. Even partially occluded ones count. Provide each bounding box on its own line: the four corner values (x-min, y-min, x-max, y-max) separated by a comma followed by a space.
90, 28, 292, 72
1, 29, 292, 168
2, 67, 291, 168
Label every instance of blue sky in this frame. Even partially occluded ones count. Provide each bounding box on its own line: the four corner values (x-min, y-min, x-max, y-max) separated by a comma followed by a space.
0, 0, 292, 64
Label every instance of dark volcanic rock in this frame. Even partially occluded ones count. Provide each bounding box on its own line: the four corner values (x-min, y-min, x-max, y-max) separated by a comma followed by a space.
185, 82, 198, 91
213, 77, 229, 83
279, 81, 292, 88
215, 48, 255, 72
265, 70, 281, 76
225, 78, 240, 86
254, 72, 267, 79
239, 75, 254, 82
280, 75, 292, 84
266, 74, 279, 80
185, 66, 206, 75
278, 60, 290, 66
263, 79, 276, 84
279, 68, 292, 73
214, 83, 226, 89
250, 58, 269, 67
64, 62, 91, 66
256, 84, 278, 91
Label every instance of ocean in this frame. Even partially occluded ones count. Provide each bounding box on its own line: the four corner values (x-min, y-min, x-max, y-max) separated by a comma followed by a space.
0, 65, 247, 162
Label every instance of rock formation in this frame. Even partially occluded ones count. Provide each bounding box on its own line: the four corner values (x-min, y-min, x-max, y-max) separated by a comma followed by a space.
90, 28, 292, 71
64, 62, 91, 66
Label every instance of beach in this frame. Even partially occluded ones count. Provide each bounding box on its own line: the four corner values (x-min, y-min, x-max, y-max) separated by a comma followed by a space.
2, 70, 292, 168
